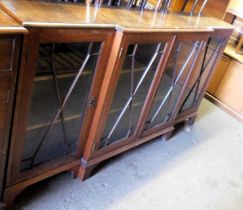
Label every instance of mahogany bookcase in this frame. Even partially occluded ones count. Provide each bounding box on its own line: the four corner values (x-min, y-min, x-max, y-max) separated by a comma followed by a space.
0, 0, 233, 207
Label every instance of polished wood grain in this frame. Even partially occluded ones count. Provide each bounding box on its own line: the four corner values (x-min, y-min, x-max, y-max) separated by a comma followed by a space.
0, 9, 26, 34
0, 0, 232, 32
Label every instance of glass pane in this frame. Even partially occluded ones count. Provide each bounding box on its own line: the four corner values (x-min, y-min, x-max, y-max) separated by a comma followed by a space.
99, 43, 166, 148
21, 42, 101, 170
180, 37, 226, 112
144, 41, 203, 130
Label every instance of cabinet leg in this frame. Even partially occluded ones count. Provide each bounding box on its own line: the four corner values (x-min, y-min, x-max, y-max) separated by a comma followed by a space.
3, 188, 25, 208
188, 115, 197, 125
162, 127, 174, 141
77, 164, 97, 181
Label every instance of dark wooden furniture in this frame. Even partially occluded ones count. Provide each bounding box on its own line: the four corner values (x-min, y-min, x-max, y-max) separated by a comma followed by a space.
0, 9, 27, 209
0, 0, 233, 207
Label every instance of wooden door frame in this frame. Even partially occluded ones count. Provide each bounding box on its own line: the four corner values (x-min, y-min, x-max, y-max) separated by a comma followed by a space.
6, 27, 115, 187
0, 34, 22, 200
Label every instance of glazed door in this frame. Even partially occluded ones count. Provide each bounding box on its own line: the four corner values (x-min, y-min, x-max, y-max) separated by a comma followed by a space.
85, 33, 176, 159
140, 33, 209, 137
7, 29, 114, 186
177, 31, 230, 119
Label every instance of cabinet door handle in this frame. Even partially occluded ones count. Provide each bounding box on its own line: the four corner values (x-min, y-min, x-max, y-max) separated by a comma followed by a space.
88, 96, 96, 108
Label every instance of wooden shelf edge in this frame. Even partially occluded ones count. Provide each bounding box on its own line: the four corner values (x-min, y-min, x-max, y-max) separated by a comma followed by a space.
0, 27, 27, 34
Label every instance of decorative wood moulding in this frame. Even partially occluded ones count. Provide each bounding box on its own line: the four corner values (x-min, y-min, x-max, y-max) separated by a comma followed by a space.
0, 9, 26, 34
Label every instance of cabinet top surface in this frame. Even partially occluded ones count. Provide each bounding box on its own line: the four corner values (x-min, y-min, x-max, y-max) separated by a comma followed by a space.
0, 8, 27, 33
0, 0, 233, 32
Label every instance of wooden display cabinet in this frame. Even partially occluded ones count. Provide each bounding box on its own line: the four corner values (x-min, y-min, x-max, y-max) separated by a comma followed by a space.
0, 0, 233, 207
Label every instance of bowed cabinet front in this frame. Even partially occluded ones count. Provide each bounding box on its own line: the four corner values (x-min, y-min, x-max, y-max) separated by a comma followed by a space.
79, 31, 212, 179
4, 28, 115, 203
3, 28, 232, 205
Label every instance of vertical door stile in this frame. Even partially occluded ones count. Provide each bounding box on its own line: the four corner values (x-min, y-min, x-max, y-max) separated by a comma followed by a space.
8, 31, 40, 185
76, 31, 116, 158
82, 31, 125, 160
134, 35, 176, 138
